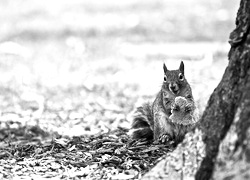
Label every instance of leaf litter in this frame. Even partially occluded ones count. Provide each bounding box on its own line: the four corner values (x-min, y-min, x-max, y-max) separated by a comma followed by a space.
0, 123, 176, 179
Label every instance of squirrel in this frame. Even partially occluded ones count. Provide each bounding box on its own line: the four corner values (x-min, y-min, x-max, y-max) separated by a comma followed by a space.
130, 61, 196, 145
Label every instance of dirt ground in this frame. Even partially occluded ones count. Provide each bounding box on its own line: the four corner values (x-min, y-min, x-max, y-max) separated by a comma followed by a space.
0, 0, 240, 179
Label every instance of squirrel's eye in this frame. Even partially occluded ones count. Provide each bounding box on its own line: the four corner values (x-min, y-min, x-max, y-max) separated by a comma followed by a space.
179, 73, 184, 81
164, 76, 167, 82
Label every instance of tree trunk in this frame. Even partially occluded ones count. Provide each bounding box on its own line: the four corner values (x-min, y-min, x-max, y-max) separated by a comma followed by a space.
196, 0, 250, 179
143, 0, 250, 179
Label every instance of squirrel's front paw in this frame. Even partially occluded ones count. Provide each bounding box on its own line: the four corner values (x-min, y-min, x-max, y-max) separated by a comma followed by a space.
159, 134, 171, 144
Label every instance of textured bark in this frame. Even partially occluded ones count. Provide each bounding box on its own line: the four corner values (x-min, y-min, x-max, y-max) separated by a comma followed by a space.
195, 0, 250, 179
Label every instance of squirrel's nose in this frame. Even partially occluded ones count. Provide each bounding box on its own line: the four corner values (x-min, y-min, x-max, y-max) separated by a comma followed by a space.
169, 83, 179, 92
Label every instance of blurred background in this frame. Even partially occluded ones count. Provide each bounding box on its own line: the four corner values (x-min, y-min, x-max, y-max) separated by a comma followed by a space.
0, 0, 239, 136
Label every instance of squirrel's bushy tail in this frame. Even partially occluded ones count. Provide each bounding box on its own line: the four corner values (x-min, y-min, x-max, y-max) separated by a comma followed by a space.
130, 103, 154, 140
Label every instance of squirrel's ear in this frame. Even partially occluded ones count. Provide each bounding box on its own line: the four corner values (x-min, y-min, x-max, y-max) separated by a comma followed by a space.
163, 63, 168, 74
179, 61, 184, 74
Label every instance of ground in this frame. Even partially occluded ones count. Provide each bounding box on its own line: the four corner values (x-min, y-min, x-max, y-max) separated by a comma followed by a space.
0, 0, 239, 179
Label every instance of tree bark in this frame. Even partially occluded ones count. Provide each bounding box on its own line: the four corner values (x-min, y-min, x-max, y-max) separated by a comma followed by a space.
196, 0, 250, 179
143, 0, 250, 179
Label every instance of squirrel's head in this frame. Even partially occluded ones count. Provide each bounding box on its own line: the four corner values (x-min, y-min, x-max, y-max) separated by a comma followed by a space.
163, 61, 186, 95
